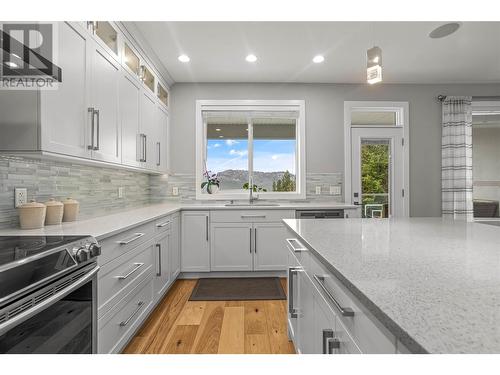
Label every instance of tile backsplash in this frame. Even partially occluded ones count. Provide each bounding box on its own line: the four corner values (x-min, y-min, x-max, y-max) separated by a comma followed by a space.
150, 172, 344, 203
0, 155, 150, 228
0, 154, 345, 228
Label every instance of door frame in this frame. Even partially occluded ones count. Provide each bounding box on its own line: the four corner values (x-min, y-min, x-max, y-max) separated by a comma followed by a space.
344, 101, 410, 217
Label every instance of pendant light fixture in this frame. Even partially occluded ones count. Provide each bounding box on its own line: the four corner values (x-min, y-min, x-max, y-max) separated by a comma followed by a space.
366, 46, 382, 84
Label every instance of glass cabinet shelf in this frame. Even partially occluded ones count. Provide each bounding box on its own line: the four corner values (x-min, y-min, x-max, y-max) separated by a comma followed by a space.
157, 83, 169, 106
124, 43, 140, 76
94, 21, 118, 54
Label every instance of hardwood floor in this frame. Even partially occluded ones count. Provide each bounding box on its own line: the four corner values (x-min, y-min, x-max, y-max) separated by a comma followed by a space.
122, 278, 295, 354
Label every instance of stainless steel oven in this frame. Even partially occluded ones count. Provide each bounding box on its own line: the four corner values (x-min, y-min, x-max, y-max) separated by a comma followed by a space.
0, 235, 101, 354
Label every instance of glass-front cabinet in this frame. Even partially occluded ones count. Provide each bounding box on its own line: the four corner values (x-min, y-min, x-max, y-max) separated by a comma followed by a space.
89, 21, 118, 55
140, 65, 155, 93
157, 83, 169, 107
124, 43, 140, 76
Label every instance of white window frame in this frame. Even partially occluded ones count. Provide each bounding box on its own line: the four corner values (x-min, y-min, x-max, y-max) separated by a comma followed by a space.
196, 100, 306, 200
344, 101, 410, 217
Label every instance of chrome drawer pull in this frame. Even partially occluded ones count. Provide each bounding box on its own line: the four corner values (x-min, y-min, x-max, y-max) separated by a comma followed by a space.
115, 263, 144, 280
288, 266, 302, 318
116, 232, 145, 245
322, 329, 340, 354
119, 301, 144, 327
156, 221, 170, 228
286, 238, 308, 252
241, 214, 266, 218
313, 275, 355, 317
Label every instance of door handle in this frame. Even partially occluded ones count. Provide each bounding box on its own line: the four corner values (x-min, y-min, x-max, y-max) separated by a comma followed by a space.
93, 109, 100, 150
249, 228, 252, 253
156, 141, 161, 166
87, 107, 95, 150
156, 243, 161, 276
206, 215, 209, 241
254, 227, 257, 253
143, 134, 147, 162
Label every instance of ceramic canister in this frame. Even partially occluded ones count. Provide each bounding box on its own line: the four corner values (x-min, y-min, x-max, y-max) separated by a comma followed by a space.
45, 198, 64, 225
18, 200, 46, 229
62, 197, 80, 222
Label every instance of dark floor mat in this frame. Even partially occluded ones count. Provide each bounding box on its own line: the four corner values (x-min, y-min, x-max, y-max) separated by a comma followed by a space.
189, 277, 286, 301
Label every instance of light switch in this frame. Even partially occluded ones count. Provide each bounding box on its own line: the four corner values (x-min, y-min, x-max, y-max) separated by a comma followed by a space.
315, 186, 321, 195
330, 185, 342, 195
172, 187, 179, 196
118, 187, 124, 198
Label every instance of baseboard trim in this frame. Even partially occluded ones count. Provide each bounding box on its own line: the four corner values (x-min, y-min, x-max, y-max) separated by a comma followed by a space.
179, 270, 286, 279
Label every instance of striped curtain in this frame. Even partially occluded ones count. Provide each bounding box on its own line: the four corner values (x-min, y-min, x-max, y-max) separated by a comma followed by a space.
441, 96, 473, 220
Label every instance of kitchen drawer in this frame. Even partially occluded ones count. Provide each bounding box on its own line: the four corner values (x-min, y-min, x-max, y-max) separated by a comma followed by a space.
210, 209, 295, 223
308, 252, 396, 354
98, 275, 154, 354
335, 316, 362, 354
154, 215, 172, 234
98, 221, 155, 266
98, 239, 154, 317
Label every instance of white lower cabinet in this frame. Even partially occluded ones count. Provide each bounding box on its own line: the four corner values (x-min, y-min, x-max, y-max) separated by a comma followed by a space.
181, 211, 210, 272
211, 222, 253, 271
253, 222, 288, 270
286, 235, 397, 354
170, 214, 181, 279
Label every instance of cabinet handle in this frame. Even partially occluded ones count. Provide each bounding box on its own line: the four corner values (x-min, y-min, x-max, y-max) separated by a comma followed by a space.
116, 232, 145, 245
119, 301, 144, 327
143, 134, 147, 162
288, 266, 301, 318
254, 228, 257, 253
313, 275, 355, 317
206, 215, 209, 241
249, 228, 252, 253
286, 238, 308, 253
156, 141, 161, 166
115, 262, 144, 280
93, 109, 100, 150
156, 243, 161, 276
241, 214, 266, 219
322, 329, 340, 354
87, 107, 95, 150
138, 134, 145, 162
156, 221, 170, 228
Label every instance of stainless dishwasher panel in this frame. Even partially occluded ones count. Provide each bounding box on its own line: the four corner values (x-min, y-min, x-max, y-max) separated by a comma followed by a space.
295, 209, 344, 219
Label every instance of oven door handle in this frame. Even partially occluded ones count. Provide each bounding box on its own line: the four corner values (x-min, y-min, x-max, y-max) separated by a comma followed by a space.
0, 265, 100, 336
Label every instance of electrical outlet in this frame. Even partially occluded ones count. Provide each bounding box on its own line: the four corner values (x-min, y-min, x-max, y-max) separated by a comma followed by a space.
172, 187, 179, 196
118, 187, 124, 199
315, 186, 322, 195
15, 188, 27, 208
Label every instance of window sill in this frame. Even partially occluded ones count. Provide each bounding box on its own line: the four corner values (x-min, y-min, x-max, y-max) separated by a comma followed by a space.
196, 191, 306, 201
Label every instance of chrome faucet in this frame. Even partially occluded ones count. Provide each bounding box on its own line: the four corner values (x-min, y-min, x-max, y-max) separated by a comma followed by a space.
249, 178, 258, 204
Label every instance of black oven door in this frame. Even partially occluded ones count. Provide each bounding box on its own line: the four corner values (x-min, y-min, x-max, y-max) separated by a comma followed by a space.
0, 263, 99, 354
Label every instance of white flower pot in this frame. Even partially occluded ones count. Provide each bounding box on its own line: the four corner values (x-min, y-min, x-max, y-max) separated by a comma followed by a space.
207, 184, 219, 194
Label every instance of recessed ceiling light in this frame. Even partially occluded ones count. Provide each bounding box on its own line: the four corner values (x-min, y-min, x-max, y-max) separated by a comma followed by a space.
215, 128, 221, 132
246, 54, 257, 63
4, 61, 18, 68
429, 23, 460, 39
312, 55, 324, 63
178, 54, 190, 63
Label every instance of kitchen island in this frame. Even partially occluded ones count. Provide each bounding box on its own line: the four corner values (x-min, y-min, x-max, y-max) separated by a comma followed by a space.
283, 217, 500, 353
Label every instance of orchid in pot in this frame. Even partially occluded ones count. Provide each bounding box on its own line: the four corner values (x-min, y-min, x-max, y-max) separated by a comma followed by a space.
201, 170, 221, 194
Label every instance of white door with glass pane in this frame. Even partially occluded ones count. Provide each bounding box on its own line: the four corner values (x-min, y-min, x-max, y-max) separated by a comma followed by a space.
351, 127, 405, 217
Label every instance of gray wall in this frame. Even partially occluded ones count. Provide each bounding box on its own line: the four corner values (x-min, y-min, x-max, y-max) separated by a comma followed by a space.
170, 83, 500, 217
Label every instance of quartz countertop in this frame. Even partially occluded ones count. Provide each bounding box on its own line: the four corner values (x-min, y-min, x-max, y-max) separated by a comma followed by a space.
282, 217, 500, 353
0, 201, 358, 240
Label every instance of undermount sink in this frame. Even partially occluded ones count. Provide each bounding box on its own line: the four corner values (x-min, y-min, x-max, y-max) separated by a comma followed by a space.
224, 203, 281, 207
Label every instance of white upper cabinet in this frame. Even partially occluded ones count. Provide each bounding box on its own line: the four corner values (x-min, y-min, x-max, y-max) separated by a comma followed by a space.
140, 89, 158, 170
40, 22, 92, 158
156, 104, 169, 173
89, 44, 121, 163
120, 73, 142, 168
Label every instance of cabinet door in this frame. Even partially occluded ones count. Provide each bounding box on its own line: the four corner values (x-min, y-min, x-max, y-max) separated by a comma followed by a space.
210, 223, 253, 271
287, 253, 300, 348
154, 232, 170, 302
297, 272, 315, 354
169, 214, 181, 280
253, 222, 288, 271
120, 72, 141, 167
90, 43, 121, 163
181, 212, 210, 272
140, 90, 158, 170
40, 22, 92, 158
156, 104, 169, 173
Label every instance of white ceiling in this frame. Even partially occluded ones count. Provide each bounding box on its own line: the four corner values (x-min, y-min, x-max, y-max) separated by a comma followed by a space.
128, 21, 500, 84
